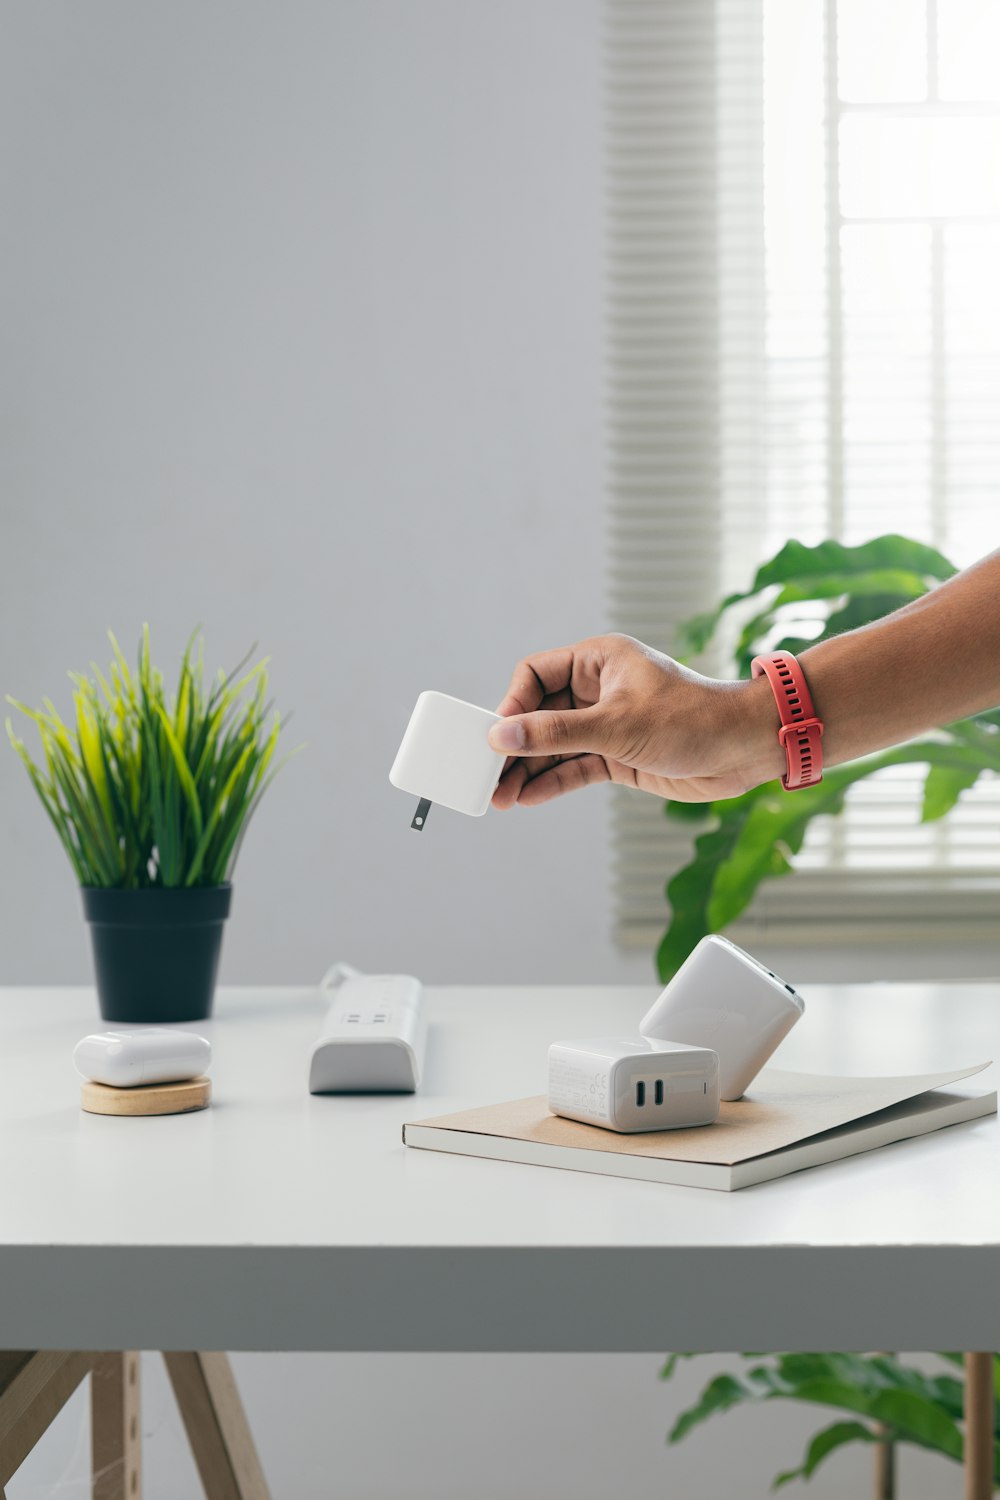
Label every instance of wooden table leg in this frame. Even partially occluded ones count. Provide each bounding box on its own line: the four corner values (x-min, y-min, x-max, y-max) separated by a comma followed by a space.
0, 1351, 95, 1487
92, 1353, 142, 1500
163, 1353, 270, 1500
964, 1352, 995, 1500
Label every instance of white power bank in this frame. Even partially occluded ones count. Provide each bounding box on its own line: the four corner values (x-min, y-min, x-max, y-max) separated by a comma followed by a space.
73, 1028, 211, 1088
389, 690, 505, 824
548, 1036, 720, 1133
639, 934, 804, 1101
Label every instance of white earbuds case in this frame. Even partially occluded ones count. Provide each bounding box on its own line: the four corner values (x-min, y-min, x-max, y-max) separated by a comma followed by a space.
639, 934, 804, 1101
73, 1028, 211, 1088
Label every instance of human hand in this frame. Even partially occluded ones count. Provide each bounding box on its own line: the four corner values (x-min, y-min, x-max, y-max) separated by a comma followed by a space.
488, 634, 782, 808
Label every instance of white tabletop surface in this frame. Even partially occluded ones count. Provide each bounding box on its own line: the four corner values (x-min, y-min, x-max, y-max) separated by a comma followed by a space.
1, 982, 997, 1351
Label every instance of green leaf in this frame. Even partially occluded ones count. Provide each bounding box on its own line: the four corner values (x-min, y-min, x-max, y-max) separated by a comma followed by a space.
655, 742, 994, 953
665, 799, 715, 823
773, 1420, 877, 1489
867, 1389, 963, 1461
48, 755, 119, 885
657, 813, 751, 980
223, 737, 304, 880
183, 741, 255, 887
676, 604, 740, 657
922, 761, 984, 822
749, 535, 956, 593
683, 534, 957, 657
668, 1374, 755, 1444
770, 568, 935, 604
705, 774, 859, 930
702, 754, 892, 933
153, 701, 204, 845
775, 1353, 864, 1387
756, 1375, 875, 1417
6, 720, 90, 881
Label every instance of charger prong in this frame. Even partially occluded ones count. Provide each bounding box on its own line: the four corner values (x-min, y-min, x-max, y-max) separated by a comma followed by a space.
411, 797, 432, 832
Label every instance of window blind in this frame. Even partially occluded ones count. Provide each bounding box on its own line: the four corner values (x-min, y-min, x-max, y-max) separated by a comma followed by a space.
607, 0, 1000, 947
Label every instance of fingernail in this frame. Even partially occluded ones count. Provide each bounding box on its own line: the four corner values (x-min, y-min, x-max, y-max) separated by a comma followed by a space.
489, 719, 526, 751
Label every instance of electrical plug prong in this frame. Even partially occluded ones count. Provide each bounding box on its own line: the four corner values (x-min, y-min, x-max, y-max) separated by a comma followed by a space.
411, 798, 432, 831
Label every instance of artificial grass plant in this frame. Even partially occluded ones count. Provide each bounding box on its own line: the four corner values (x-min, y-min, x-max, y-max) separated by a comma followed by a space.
6, 627, 293, 889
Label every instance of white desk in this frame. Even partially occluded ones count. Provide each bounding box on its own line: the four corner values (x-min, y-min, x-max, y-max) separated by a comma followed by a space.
1, 983, 997, 1352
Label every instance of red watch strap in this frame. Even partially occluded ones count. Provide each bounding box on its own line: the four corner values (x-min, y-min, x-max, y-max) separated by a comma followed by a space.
750, 650, 824, 790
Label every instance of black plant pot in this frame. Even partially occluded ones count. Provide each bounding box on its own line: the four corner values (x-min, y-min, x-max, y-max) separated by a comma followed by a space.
82, 885, 232, 1023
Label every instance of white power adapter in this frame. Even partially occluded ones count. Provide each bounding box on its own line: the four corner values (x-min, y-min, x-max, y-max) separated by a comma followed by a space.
639, 934, 804, 1102
389, 690, 505, 830
548, 1036, 720, 1133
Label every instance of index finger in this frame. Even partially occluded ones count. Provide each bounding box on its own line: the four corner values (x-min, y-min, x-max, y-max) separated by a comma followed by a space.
494, 647, 576, 718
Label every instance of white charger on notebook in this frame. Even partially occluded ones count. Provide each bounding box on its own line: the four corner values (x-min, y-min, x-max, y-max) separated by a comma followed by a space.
547, 936, 803, 1133
548, 1036, 720, 1133
640, 934, 804, 1101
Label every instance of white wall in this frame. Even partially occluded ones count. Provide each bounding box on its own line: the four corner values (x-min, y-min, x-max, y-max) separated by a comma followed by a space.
3, 0, 993, 991
0, 0, 625, 988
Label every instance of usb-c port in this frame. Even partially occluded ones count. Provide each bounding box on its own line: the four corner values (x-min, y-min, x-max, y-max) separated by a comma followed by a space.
654, 1079, 664, 1105
635, 1081, 645, 1107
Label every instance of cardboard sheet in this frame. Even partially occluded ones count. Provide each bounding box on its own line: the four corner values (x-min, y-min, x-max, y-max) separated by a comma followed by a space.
410, 1062, 993, 1166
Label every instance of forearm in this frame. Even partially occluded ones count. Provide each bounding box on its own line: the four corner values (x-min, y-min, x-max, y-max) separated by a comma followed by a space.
488, 559, 1000, 809
736, 548, 1000, 784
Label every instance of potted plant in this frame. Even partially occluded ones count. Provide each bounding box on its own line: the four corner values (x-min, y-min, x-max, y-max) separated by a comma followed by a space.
658, 535, 1000, 980
660, 1350, 999, 1493
6, 627, 293, 1023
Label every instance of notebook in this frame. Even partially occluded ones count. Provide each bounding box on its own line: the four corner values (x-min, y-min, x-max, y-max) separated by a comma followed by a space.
403, 1062, 996, 1191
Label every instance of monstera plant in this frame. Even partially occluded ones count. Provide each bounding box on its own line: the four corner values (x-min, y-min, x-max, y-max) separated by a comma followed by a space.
656, 534, 1000, 981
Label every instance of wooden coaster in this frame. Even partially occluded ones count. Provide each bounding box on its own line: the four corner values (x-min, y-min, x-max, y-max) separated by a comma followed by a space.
81, 1076, 212, 1117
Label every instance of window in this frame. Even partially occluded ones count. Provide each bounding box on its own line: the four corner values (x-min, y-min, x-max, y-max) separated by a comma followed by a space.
607, 0, 1000, 947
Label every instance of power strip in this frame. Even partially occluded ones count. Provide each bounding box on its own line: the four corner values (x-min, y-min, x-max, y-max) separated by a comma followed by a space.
308, 965, 427, 1094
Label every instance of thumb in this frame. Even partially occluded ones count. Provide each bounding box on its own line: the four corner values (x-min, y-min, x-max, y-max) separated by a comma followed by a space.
488, 705, 609, 758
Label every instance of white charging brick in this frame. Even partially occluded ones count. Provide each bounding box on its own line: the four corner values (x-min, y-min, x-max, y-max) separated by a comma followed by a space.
389, 691, 505, 821
548, 1037, 720, 1134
